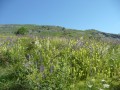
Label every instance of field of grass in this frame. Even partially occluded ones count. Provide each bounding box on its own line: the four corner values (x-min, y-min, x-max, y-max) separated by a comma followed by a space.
0, 35, 120, 90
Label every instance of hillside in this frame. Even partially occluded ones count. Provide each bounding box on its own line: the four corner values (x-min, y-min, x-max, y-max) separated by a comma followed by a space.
0, 24, 120, 41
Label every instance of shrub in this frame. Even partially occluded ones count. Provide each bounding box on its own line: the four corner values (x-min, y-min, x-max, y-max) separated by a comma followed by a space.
15, 27, 28, 35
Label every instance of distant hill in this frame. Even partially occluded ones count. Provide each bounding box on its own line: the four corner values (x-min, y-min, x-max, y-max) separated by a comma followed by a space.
0, 24, 120, 41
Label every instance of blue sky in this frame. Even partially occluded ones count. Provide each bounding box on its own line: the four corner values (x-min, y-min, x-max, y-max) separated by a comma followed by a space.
0, 0, 120, 34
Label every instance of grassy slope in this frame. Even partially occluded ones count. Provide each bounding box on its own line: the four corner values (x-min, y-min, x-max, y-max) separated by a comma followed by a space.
0, 24, 120, 39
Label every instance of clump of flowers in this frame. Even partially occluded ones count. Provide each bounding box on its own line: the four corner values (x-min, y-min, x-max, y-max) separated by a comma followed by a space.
103, 84, 110, 88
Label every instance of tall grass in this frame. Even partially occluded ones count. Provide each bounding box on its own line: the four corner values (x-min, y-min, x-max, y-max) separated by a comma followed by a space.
0, 36, 120, 90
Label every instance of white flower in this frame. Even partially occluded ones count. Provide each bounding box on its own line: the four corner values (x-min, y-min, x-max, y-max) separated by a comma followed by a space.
87, 84, 93, 88
35, 38, 39, 45
101, 79, 106, 83
34, 37, 42, 48
103, 84, 110, 88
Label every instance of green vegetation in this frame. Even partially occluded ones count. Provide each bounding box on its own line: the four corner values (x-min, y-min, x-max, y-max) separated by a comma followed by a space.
0, 24, 120, 40
15, 27, 28, 35
0, 24, 120, 90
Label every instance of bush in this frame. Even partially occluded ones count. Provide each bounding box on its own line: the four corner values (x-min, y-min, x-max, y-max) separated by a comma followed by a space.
15, 27, 28, 35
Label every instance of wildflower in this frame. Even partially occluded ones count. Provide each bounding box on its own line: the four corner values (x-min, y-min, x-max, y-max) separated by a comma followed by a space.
35, 38, 39, 45
103, 84, 110, 88
87, 84, 93, 88
34, 37, 42, 48
101, 79, 106, 83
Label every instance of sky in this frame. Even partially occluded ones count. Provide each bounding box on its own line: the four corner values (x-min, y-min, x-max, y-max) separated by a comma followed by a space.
0, 0, 120, 34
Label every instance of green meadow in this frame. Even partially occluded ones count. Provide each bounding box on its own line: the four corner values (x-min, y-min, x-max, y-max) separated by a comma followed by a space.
0, 25, 120, 90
